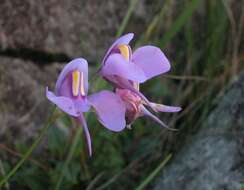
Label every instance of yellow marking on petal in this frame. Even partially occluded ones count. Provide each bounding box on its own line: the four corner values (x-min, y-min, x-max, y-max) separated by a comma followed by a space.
72, 70, 80, 96
118, 44, 130, 61
80, 71, 86, 96
133, 82, 140, 91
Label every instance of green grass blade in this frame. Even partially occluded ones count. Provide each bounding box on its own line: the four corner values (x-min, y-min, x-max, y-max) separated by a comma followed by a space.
0, 107, 57, 187
143, 0, 171, 42
135, 154, 172, 190
116, 0, 139, 37
54, 125, 83, 190
158, 0, 201, 48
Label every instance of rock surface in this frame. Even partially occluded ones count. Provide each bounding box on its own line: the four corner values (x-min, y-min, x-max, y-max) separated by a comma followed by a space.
0, 0, 155, 60
153, 74, 244, 190
0, 0, 129, 59
0, 57, 62, 142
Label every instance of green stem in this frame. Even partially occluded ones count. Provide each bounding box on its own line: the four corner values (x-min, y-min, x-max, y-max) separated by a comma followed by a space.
0, 107, 57, 187
116, 0, 139, 37
0, 159, 9, 190
158, 0, 200, 48
54, 125, 83, 190
135, 154, 172, 190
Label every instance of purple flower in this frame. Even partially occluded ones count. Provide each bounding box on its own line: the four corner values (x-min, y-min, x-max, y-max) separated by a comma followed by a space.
46, 58, 126, 156
100, 33, 181, 129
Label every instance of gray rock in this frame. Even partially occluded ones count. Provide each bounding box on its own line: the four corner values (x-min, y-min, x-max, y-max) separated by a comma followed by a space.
153, 74, 244, 190
0, 57, 63, 142
0, 0, 131, 59
0, 0, 158, 60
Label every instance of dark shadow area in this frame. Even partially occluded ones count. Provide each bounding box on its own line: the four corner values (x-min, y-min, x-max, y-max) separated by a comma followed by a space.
0, 47, 71, 65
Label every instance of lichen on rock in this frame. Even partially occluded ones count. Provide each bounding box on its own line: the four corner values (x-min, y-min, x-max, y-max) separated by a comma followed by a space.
153, 73, 244, 190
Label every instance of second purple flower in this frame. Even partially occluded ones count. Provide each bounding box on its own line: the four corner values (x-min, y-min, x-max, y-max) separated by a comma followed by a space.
100, 33, 181, 129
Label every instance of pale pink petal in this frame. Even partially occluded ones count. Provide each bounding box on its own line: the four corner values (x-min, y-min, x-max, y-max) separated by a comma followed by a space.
150, 102, 182, 112
132, 46, 171, 81
102, 53, 147, 83
55, 58, 89, 96
88, 90, 126, 132
140, 105, 178, 131
102, 33, 134, 64
46, 87, 79, 117
111, 77, 158, 112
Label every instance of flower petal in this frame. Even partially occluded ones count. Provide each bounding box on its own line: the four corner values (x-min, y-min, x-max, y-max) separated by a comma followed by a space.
102, 53, 147, 83
73, 98, 91, 113
111, 78, 158, 112
132, 46, 171, 81
77, 114, 92, 156
102, 33, 134, 64
150, 102, 182, 112
55, 58, 89, 96
88, 90, 126, 132
140, 105, 177, 131
46, 87, 79, 117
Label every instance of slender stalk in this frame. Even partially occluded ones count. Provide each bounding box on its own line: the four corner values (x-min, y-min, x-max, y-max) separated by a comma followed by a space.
116, 0, 139, 37
0, 143, 49, 171
54, 125, 83, 190
0, 107, 57, 187
0, 159, 9, 190
135, 154, 172, 190
158, 0, 200, 48
86, 172, 105, 190
143, 0, 170, 42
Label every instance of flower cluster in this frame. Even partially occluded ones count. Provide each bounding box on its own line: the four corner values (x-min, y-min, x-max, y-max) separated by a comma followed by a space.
46, 33, 181, 156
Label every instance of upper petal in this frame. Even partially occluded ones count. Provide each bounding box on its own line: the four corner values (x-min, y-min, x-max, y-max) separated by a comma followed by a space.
88, 90, 126, 132
132, 46, 171, 81
46, 87, 80, 117
102, 33, 134, 64
55, 58, 89, 96
102, 53, 147, 83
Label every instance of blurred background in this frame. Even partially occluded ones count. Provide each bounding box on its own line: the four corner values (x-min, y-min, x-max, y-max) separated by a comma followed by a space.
0, 0, 244, 189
